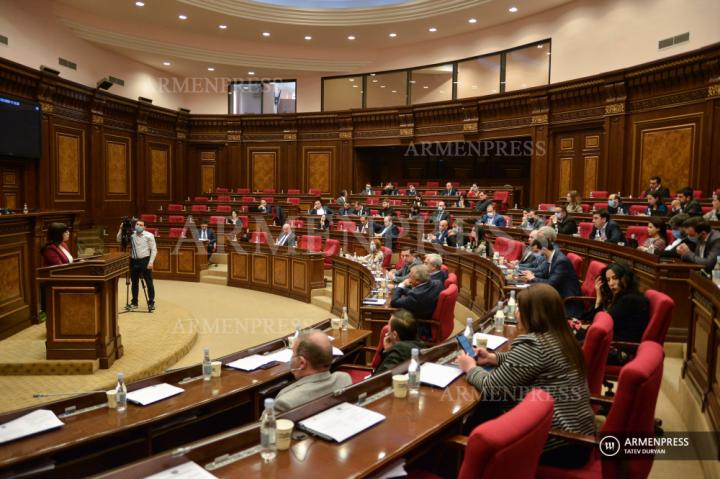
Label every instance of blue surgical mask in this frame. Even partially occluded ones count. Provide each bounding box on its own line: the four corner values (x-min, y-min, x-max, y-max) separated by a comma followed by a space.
608, 200, 617, 208
135, 225, 144, 234
487, 212, 494, 218
672, 229, 681, 239
370, 242, 376, 252
555, 212, 562, 219
686, 236, 699, 244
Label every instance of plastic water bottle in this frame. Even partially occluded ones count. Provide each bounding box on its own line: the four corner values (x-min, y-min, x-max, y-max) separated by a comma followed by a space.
408, 348, 421, 395
479, 242, 487, 258
342, 306, 349, 331
507, 290, 517, 316
595, 230, 601, 241
713, 256, 720, 288
115, 373, 127, 412
23, 203, 28, 214
463, 318, 473, 342
494, 302, 505, 334
202, 347, 212, 381
260, 398, 277, 463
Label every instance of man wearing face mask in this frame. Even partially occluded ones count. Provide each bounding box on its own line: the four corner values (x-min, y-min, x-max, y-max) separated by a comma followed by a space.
373, 310, 425, 375
480, 203, 507, 227
676, 217, 720, 274
606, 194, 625, 215
520, 209, 542, 231
273, 331, 351, 413
362, 183, 374, 195
551, 205, 578, 235
430, 201, 451, 224
117, 219, 157, 311
660, 214, 692, 258
511, 229, 547, 273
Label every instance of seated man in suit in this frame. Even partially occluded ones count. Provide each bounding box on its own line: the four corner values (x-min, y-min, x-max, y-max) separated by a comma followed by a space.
430, 201, 451, 224
406, 184, 418, 196
590, 209, 624, 243
275, 223, 297, 247
480, 203, 507, 227
374, 310, 426, 374
389, 248, 422, 284
351, 201, 369, 217
377, 199, 395, 218
441, 182, 458, 196
382, 182, 398, 196
337, 200, 356, 216
374, 215, 399, 248
424, 253, 449, 284
606, 193, 626, 215
390, 265, 444, 338
642, 175, 670, 200
677, 217, 720, 274
520, 209, 542, 231
521, 238, 583, 318
552, 205, 578, 235
704, 197, 720, 222
660, 214, 692, 258
194, 222, 216, 263
677, 186, 702, 217
358, 215, 374, 234
256, 199, 271, 214
362, 183, 374, 195
473, 191, 492, 213
511, 229, 546, 272
428, 219, 450, 245
274, 331, 352, 413
447, 218, 465, 247
309, 200, 330, 216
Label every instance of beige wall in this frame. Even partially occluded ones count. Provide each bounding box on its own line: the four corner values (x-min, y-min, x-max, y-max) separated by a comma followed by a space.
2, 0, 718, 113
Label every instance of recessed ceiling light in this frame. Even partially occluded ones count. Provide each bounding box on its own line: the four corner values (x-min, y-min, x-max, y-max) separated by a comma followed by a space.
409, 80, 416, 84
178, 14, 187, 20
349, 78, 355, 82
428, 27, 437, 32
509, 6, 518, 13
347, 35, 356, 40
391, 90, 397, 93
537, 44, 543, 49
380, 85, 386, 88
370, 73, 376, 76
248, 71, 255, 75
546, 52, 551, 55
207, 67, 215, 71
262, 32, 271, 37
423, 85, 429, 89
219, 24, 228, 29
468, 18, 477, 24
372, 79, 378, 83
163, 61, 171, 66
389, 33, 397, 38
304, 35, 312, 40
353, 85, 358, 88
135, 1, 144, 6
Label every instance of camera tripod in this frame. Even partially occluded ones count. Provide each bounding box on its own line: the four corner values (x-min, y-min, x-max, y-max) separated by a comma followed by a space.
119, 228, 153, 314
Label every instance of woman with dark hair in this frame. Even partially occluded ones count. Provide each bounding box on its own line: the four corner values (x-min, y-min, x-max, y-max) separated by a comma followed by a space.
456, 284, 596, 468
408, 203, 421, 220
637, 217, 667, 254
589, 262, 649, 343
41, 222, 74, 266
645, 192, 668, 216
456, 194, 467, 208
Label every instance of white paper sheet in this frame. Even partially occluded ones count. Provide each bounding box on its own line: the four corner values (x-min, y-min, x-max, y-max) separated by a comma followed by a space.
332, 346, 343, 356
127, 383, 184, 406
143, 461, 218, 479
369, 459, 408, 479
0, 409, 64, 444
363, 298, 387, 305
226, 354, 271, 371
472, 332, 508, 350
299, 402, 385, 443
265, 348, 293, 363
419, 362, 462, 388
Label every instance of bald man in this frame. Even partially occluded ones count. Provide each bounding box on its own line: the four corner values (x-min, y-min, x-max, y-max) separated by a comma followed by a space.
275, 223, 296, 247
273, 330, 352, 413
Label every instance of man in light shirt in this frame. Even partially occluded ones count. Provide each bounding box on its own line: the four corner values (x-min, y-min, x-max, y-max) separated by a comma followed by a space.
116, 219, 157, 311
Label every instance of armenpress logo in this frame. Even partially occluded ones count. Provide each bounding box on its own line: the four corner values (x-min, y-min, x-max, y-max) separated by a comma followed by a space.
599, 435, 621, 457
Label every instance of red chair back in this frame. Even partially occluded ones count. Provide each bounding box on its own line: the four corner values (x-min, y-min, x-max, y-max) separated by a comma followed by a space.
236, 216, 249, 227
241, 196, 256, 203
389, 199, 402, 206
366, 198, 379, 205
493, 237, 523, 262
370, 209, 379, 216
168, 215, 185, 224
423, 190, 438, 196
216, 205, 232, 213
370, 325, 389, 369
191, 204, 208, 213
583, 312, 614, 397
396, 226, 404, 238
144, 227, 158, 237
140, 214, 157, 222
308, 188, 321, 195
215, 187, 229, 193
629, 205, 646, 215
194, 196, 209, 202
419, 212, 429, 222
288, 219, 304, 228
444, 272, 457, 288
381, 247, 392, 268
287, 197, 300, 206
693, 190, 702, 199
426, 181, 439, 188
430, 284, 458, 343
216, 195, 231, 202
323, 239, 340, 268
626, 225, 649, 246
249, 232, 269, 244
580, 203, 591, 213
169, 228, 185, 238
566, 252, 583, 278
209, 216, 225, 225
398, 188, 406, 195
287, 189, 301, 194
458, 389, 554, 479
590, 190, 609, 199
578, 222, 593, 238
262, 188, 276, 194
167, 204, 183, 211
701, 205, 711, 214
236, 188, 250, 194
425, 200, 438, 207
299, 235, 322, 252
261, 197, 274, 203
537, 203, 556, 212
580, 260, 607, 297
642, 290, 675, 344
492, 191, 509, 211
592, 202, 608, 211
336, 220, 356, 232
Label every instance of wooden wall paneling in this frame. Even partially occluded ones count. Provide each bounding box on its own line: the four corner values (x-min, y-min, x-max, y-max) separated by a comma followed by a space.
302, 146, 335, 194
52, 123, 87, 204
247, 147, 279, 191
0, 167, 20, 209
174, 136, 187, 203
148, 142, 172, 197
104, 136, 132, 200
558, 157, 572, 198
529, 122, 549, 207
227, 141, 243, 190
583, 156, 599, 197
199, 151, 216, 194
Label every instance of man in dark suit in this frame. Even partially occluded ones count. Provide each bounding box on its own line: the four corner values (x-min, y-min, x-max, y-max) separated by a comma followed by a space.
430, 201, 451, 224
590, 209, 624, 244
374, 216, 399, 248
441, 182, 458, 196
677, 186, 702, 217
642, 176, 670, 200
377, 200, 395, 218
660, 214, 693, 258
362, 183, 374, 195
350, 201, 369, 217
194, 222, 217, 263
309, 200, 330, 216
480, 203, 507, 227
473, 191, 492, 213
373, 310, 425, 375
256, 199, 271, 213
390, 265, 444, 337
382, 182, 399, 196
358, 216, 374, 235
424, 253, 449, 284
522, 238, 583, 318
552, 205, 578, 235
406, 185, 418, 196
275, 223, 297, 247
513, 230, 547, 273
390, 249, 422, 284
429, 219, 450, 245
677, 217, 720, 274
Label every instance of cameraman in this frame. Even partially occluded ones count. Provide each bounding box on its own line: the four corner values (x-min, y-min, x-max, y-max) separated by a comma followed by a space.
117, 219, 157, 311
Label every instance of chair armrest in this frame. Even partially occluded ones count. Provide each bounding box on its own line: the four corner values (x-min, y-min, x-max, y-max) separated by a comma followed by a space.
547, 429, 599, 447
444, 435, 468, 449
590, 395, 614, 407
563, 295, 596, 304
611, 341, 640, 354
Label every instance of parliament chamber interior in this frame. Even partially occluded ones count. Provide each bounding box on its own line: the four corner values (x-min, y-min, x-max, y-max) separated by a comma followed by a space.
1, 0, 720, 478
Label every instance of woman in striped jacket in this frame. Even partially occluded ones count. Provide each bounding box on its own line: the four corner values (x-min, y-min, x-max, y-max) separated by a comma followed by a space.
456, 283, 596, 468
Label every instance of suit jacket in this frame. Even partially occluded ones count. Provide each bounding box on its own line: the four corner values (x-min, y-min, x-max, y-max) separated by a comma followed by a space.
520, 218, 542, 231
681, 230, 720, 274
517, 247, 545, 272
682, 200, 703, 217
474, 199, 492, 213
362, 188, 374, 195
374, 339, 426, 375
338, 207, 355, 216
42, 242, 72, 267
275, 232, 297, 247
607, 203, 626, 215
642, 186, 670, 200
590, 221, 624, 244
406, 189, 417, 196
309, 207, 331, 216
432, 229, 450, 245
441, 188, 458, 196
382, 187, 399, 196
274, 371, 352, 413
256, 204, 271, 213
390, 279, 444, 320
556, 216, 578, 235
378, 207, 395, 218
358, 221, 375, 234
647, 204, 668, 216
532, 250, 582, 318
481, 214, 507, 227
377, 224, 399, 248
194, 228, 216, 245
430, 269, 449, 284
659, 235, 694, 259
393, 257, 423, 283
430, 209, 450, 224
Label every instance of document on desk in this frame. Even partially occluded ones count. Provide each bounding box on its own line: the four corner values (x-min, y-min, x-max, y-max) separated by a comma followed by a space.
473, 332, 508, 350
143, 461, 218, 479
226, 354, 270, 371
420, 362, 463, 388
127, 383, 184, 406
332, 346, 343, 356
265, 348, 293, 363
299, 402, 385, 443
363, 298, 387, 305
0, 409, 64, 444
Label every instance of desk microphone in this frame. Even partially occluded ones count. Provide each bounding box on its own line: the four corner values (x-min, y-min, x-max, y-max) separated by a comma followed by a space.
33, 391, 105, 398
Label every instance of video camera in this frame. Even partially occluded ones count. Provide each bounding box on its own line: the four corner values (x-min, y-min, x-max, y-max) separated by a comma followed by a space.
119, 216, 137, 249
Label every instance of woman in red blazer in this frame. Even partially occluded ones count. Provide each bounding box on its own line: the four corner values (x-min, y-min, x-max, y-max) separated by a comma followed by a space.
41, 222, 74, 266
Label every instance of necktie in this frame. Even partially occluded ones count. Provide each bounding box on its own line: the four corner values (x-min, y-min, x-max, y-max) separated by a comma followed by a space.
202, 230, 206, 240
278, 235, 286, 246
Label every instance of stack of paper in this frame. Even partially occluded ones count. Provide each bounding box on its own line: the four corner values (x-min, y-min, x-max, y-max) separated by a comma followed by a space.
143, 461, 218, 479
299, 402, 385, 443
0, 409, 64, 444
419, 362, 463, 388
226, 348, 293, 371
127, 383, 184, 406
332, 346, 343, 356
472, 332, 508, 350
363, 298, 387, 305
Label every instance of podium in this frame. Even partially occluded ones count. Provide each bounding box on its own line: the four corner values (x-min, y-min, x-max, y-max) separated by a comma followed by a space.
37, 252, 129, 368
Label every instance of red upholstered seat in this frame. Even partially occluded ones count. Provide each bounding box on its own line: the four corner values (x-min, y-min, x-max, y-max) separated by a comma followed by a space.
337, 325, 388, 384
168, 228, 186, 238
423, 284, 458, 343
308, 188, 321, 195
215, 187, 229, 193
582, 260, 606, 297
194, 196, 209, 202
191, 204, 208, 212
235, 188, 250, 194
287, 197, 300, 206
299, 235, 322, 252
389, 199, 402, 206
440, 264, 448, 272
216, 205, 232, 213
423, 190, 438, 196
381, 247, 392, 268
249, 231, 269, 244
537, 342, 664, 479
626, 225, 649, 246
235, 216, 248, 228
287, 219, 304, 228
216, 195, 231, 202
287, 189, 301, 194
419, 212, 429, 222
410, 388, 554, 479
493, 237, 523, 262
145, 227, 158, 237
693, 190, 702, 199
444, 272, 457, 288
396, 226, 404, 237
241, 196, 256, 203
492, 191, 509, 211
426, 181, 439, 188
323, 239, 340, 269
209, 216, 225, 225
578, 222, 593, 238
335, 220, 356, 232
398, 188, 407, 195
590, 190, 609, 199
425, 200, 438, 207
367, 198, 379, 205
262, 188, 276, 194
370, 209, 379, 216
629, 204, 646, 215
701, 205, 712, 214
167, 204, 183, 211
583, 312, 614, 398
566, 252, 583, 278
538, 203, 556, 211
592, 202, 608, 211
168, 215, 185, 224
580, 203, 591, 213
140, 214, 157, 222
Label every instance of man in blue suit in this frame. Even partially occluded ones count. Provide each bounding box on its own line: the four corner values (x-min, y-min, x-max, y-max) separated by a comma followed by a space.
521, 238, 582, 318
374, 215, 399, 249
390, 265, 444, 338
429, 219, 450, 245
441, 182, 458, 196
590, 209, 624, 244
480, 203, 507, 227
430, 201, 451, 224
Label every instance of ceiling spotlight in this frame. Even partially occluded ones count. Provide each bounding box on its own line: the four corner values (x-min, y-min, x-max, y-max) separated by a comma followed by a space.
349, 78, 355, 82
347, 35, 356, 40
509, 6, 518, 12
537, 44, 543, 48
135, 1, 144, 6
219, 24, 228, 29
389, 33, 397, 38
380, 85, 386, 88
372, 79, 378, 83
353, 85, 358, 88
428, 27, 437, 32
370, 73, 376, 76
163, 61, 171, 66
304, 35, 312, 40
423, 85, 429, 89
178, 14, 187, 20
248, 71, 255, 75
391, 90, 397, 93
262, 32, 271, 37
468, 18, 477, 24
207, 67, 215, 71
409, 80, 416, 84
